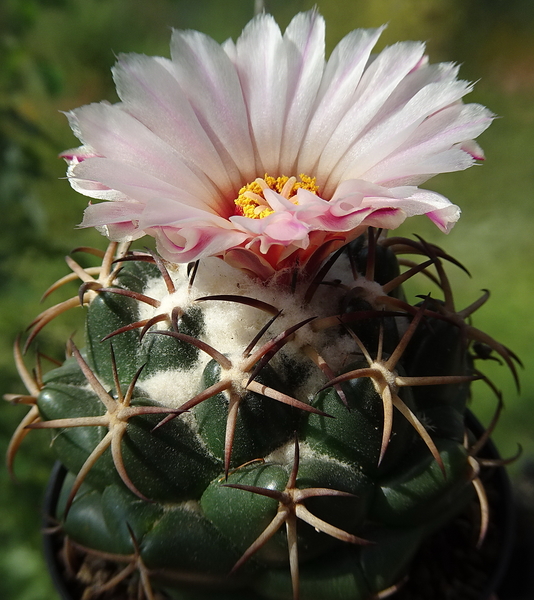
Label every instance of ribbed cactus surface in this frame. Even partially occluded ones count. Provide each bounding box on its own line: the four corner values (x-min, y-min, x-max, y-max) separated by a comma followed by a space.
7, 230, 519, 600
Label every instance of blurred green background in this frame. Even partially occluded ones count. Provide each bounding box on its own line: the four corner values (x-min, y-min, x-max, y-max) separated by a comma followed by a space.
1, 0, 533, 598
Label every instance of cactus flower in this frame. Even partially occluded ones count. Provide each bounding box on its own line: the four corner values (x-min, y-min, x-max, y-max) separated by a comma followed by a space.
62, 10, 492, 278
8, 10, 521, 600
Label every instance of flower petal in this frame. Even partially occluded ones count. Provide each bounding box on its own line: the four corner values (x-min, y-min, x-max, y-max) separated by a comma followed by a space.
334, 74, 475, 182
150, 223, 248, 264
278, 10, 326, 170
170, 28, 257, 182
231, 211, 310, 254
71, 157, 210, 209
112, 53, 238, 196
313, 40, 428, 194
66, 103, 220, 203
296, 25, 385, 176
232, 13, 288, 173
80, 201, 145, 242
426, 203, 462, 233
363, 103, 494, 185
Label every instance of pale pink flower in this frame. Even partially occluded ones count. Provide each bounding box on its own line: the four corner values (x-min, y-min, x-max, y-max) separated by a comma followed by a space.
62, 10, 492, 279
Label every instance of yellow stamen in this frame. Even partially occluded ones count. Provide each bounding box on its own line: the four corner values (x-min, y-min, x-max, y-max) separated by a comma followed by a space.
234, 174, 319, 219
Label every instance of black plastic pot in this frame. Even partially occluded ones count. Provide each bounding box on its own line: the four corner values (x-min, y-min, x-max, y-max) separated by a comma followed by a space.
389, 411, 517, 600
42, 461, 82, 600
498, 459, 534, 600
42, 412, 517, 600
467, 411, 516, 600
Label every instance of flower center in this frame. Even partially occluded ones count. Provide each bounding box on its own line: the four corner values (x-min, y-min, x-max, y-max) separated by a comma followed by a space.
234, 174, 319, 219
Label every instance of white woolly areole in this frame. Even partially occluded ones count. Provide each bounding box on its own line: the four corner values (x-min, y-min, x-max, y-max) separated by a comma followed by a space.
138, 368, 206, 413
264, 440, 354, 472
349, 278, 386, 306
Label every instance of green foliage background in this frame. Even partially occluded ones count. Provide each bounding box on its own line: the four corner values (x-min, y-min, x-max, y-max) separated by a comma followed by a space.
1, 0, 533, 598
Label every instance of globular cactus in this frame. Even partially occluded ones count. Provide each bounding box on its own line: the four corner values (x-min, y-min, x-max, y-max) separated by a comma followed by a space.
7, 231, 519, 600
5, 8, 521, 600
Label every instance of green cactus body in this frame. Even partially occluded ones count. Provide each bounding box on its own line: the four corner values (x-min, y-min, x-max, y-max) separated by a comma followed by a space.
9, 231, 517, 600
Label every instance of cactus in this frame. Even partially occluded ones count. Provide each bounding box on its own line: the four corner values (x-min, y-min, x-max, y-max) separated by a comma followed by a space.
7, 232, 519, 600
5, 9, 520, 600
